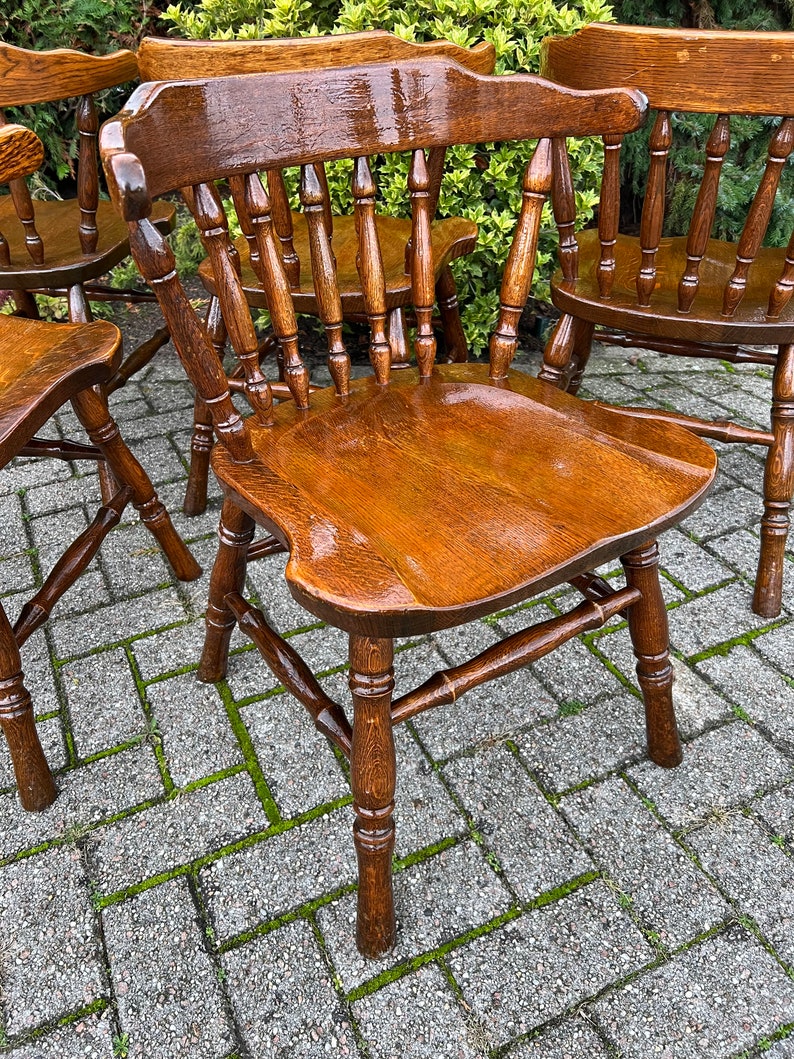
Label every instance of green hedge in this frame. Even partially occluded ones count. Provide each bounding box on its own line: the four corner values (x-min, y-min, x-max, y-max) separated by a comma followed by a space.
163, 0, 615, 353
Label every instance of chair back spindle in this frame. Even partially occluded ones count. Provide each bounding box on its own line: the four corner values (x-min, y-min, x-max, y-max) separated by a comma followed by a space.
76, 93, 100, 254
352, 155, 391, 385
637, 110, 672, 306
678, 113, 731, 312
490, 141, 553, 379
723, 116, 794, 317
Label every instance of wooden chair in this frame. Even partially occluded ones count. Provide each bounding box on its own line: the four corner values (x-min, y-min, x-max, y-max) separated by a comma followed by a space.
0, 41, 175, 390
540, 23, 794, 618
0, 123, 201, 813
102, 58, 717, 958
137, 31, 495, 516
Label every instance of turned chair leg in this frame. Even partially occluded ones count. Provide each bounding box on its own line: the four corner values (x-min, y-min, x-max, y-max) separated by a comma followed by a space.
70, 387, 201, 582
566, 319, 596, 395
621, 541, 682, 768
0, 604, 56, 811
436, 266, 468, 363
198, 499, 255, 682
387, 307, 411, 368
185, 297, 227, 517
754, 342, 794, 618
349, 634, 397, 958
539, 314, 594, 392
539, 312, 577, 388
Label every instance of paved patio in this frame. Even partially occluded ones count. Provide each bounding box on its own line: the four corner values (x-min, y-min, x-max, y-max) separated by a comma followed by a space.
0, 317, 792, 1059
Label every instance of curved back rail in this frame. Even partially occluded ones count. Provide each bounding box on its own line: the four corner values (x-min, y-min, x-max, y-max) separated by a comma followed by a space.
137, 31, 496, 292
101, 59, 645, 462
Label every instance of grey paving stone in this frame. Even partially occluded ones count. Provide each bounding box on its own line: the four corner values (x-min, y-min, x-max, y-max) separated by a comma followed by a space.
1, 456, 72, 494
0, 744, 163, 859
431, 618, 501, 665
593, 925, 794, 1058
0, 552, 35, 596
392, 725, 468, 858
131, 619, 208, 681
591, 635, 734, 738
629, 722, 794, 828
153, 481, 224, 546
246, 553, 317, 632
103, 878, 236, 1059
698, 645, 794, 746
718, 444, 766, 490
754, 784, 794, 847
319, 841, 512, 991
221, 918, 357, 1057
524, 633, 624, 708
16, 637, 62, 718
50, 589, 188, 659
242, 690, 349, 818
681, 485, 761, 541
201, 807, 356, 943
0, 846, 104, 1035
222, 643, 283, 702
563, 776, 728, 947
99, 520, 172, 597
658, 528, 736, 593
765, 1038, 794, 1058
146, 672, 242, 786
515, 691, 648, 794
509, 1017, 611, 1058
62, 649, 148, 757
664, 585, 770, 657
443, 743, 592, 901
353, 962, 483, 1058
753, 620, 794, 673
708, 529, 794, 614
0, 493, 26, 554
88, 770, 267, 895
686, 813, 794, 963
4, 1008, 115, 1058
448, 881, 653, 1049
410, 646, 557, 761
124, 435, 187, 487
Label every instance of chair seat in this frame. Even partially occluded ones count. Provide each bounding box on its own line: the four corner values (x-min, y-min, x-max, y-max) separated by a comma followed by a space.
552, 229, 794, 344
0, 198, 176, 288
0, 315, 120, 464
212, 363, 716, 636
198, 212, 478, 313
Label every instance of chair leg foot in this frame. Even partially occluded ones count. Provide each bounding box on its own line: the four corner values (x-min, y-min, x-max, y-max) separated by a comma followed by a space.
198, 499, 255, 682
621, 541, 682, 769
349, 634, 396, 959
0, 606, 56, 811
753, 343, 794, 618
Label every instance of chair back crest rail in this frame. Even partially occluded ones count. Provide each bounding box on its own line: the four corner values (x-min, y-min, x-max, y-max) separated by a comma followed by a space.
0, 43, 138, 265
138, 32, 497, 297
102, 59, 645, 456
541, 23, 794, 323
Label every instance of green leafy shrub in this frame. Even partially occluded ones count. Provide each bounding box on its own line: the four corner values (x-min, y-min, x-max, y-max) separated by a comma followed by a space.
1, 0, 162, 185
163, 0, 614, 353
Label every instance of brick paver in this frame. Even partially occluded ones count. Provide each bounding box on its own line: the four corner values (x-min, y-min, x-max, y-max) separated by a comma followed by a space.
0, 336, 791, 1058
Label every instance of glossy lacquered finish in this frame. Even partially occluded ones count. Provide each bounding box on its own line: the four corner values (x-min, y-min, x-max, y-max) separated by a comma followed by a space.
102, 56, 716, 959
540, 23, 794, 617
0, 126, 200, 813
138, 31, 492, 515
0, 41, 174, 389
